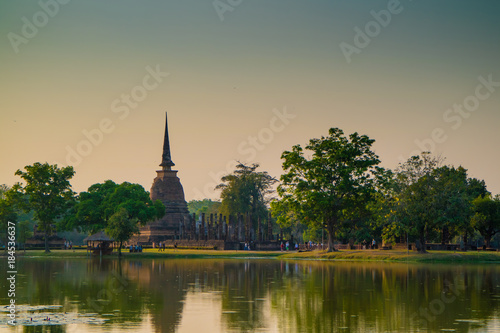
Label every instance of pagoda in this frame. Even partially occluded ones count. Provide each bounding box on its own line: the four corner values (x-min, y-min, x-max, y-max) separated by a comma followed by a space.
135, 113, 190, 244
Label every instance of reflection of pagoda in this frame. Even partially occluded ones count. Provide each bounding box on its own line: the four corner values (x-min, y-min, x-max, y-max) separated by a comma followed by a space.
135, 113, 190, 244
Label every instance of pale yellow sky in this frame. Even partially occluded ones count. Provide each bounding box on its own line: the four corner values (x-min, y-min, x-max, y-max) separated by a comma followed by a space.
1, 0, 499, 200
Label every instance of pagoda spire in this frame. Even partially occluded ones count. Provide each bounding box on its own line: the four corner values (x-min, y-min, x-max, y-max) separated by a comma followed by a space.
160, 112, 175, 170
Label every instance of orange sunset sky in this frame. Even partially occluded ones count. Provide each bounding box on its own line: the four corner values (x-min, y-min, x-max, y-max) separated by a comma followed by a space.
1, 0, 499, 200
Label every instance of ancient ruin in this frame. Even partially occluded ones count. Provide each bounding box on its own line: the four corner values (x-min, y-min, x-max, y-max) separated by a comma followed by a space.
134, 113, 190, 244
131, 113, 281, 250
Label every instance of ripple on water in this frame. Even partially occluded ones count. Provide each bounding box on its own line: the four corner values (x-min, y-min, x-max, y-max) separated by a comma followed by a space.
0, 305, 107, 327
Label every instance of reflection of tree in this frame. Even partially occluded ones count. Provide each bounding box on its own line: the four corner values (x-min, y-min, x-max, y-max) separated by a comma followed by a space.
125, 259, 195, 333
218, 260, 274, 332
1, 258, 146, 332
3, 259, 500, 332
268, 262, 500, 332
23, 325, 65, 333
147, 259, 275, 333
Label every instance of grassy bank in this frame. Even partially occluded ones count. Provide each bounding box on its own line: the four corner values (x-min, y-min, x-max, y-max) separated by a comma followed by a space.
5, 248, 500, 262
280, 249, 500, 263
9, 249, 282, 260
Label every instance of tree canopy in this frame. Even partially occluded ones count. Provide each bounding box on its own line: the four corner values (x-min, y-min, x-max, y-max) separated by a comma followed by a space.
0, 185, 18, 248
106, 207, 139, 256
62, 180, 165, 241
216, 162, 276, 222
388, 153, 488, 252
471, 195, 500, 248
13, 163, 75, 253
187, 199, 221, 217
61, 180, 117, 235
277, 128, 382, 252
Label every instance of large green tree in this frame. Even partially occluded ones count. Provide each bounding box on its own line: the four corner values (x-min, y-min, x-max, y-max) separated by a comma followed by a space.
392, 153, 442, 253
431, 166, 487, 245
104, 182, 165, 224
13, 163, 75, 253
62, 180, 165, 247
61, 180, 117, 234
277, 128, 382, 252
471, 195, 500, 248
462, 177, 489, 245
392, 153, 488, 252
216, 163, 276, 222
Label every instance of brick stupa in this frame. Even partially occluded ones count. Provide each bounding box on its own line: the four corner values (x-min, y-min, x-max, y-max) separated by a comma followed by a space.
136, 113, 190, 244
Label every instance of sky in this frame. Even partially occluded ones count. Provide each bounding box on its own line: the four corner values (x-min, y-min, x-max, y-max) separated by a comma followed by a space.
1, 0, 499, 201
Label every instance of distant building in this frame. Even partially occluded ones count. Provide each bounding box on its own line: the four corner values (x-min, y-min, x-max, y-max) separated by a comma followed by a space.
133, 113, 190, 245
25, 224, 65, 248
130, 113, 278, 251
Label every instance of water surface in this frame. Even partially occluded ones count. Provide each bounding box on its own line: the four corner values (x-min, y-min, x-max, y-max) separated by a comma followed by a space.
1, 257, 500, 332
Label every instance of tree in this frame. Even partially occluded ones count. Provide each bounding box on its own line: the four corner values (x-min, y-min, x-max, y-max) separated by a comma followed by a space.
106, 207, 139, 257
462, 177, 489, 245
103, 182, 165, 224
277, 128, 382, 252
61, 180, 117, 235
393, 153, 489, 252
0, 186, 15, 238
431, 166, 475, 244
270, 198, 302, 241
13, 163, 75, 253
392, 153, 442, 253
62, 181, 165, 237
187, 199, 221, 217
430, 166, 487, 246
367, 183, 402, 246
0, 185, 18, 249
216, 163, 277, 223
17, 220, 33, 252
471, 195, 500, 248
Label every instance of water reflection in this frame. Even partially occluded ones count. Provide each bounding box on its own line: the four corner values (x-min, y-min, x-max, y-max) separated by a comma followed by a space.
1, 258, 499, 332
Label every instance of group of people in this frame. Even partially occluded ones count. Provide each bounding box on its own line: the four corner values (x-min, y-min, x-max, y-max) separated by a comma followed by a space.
157, 242, 166, 251
362, 239, 378, 249
129, 245, 143, 252
157, 242, 178, 251
63, 240, 72, 250
280, 241, 299, 251
306, 240, 323, 250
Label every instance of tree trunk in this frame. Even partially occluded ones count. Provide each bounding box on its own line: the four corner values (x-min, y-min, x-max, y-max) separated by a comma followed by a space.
326, 222, 337, 252
485, 235, 491, 249
118, 241, 122, 257
44, 232, 50, 253
462, 231, 468, 251
441, 226, 448, 245
418, 229, 427, 254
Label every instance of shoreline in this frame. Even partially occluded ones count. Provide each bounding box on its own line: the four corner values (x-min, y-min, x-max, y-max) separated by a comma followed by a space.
5, 248, 500, 263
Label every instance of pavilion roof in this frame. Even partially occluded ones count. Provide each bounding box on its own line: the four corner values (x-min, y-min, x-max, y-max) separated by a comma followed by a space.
83, 231, 114, 242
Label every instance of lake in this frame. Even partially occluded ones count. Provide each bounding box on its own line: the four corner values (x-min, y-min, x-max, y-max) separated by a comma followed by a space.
1, 257, 500, 332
